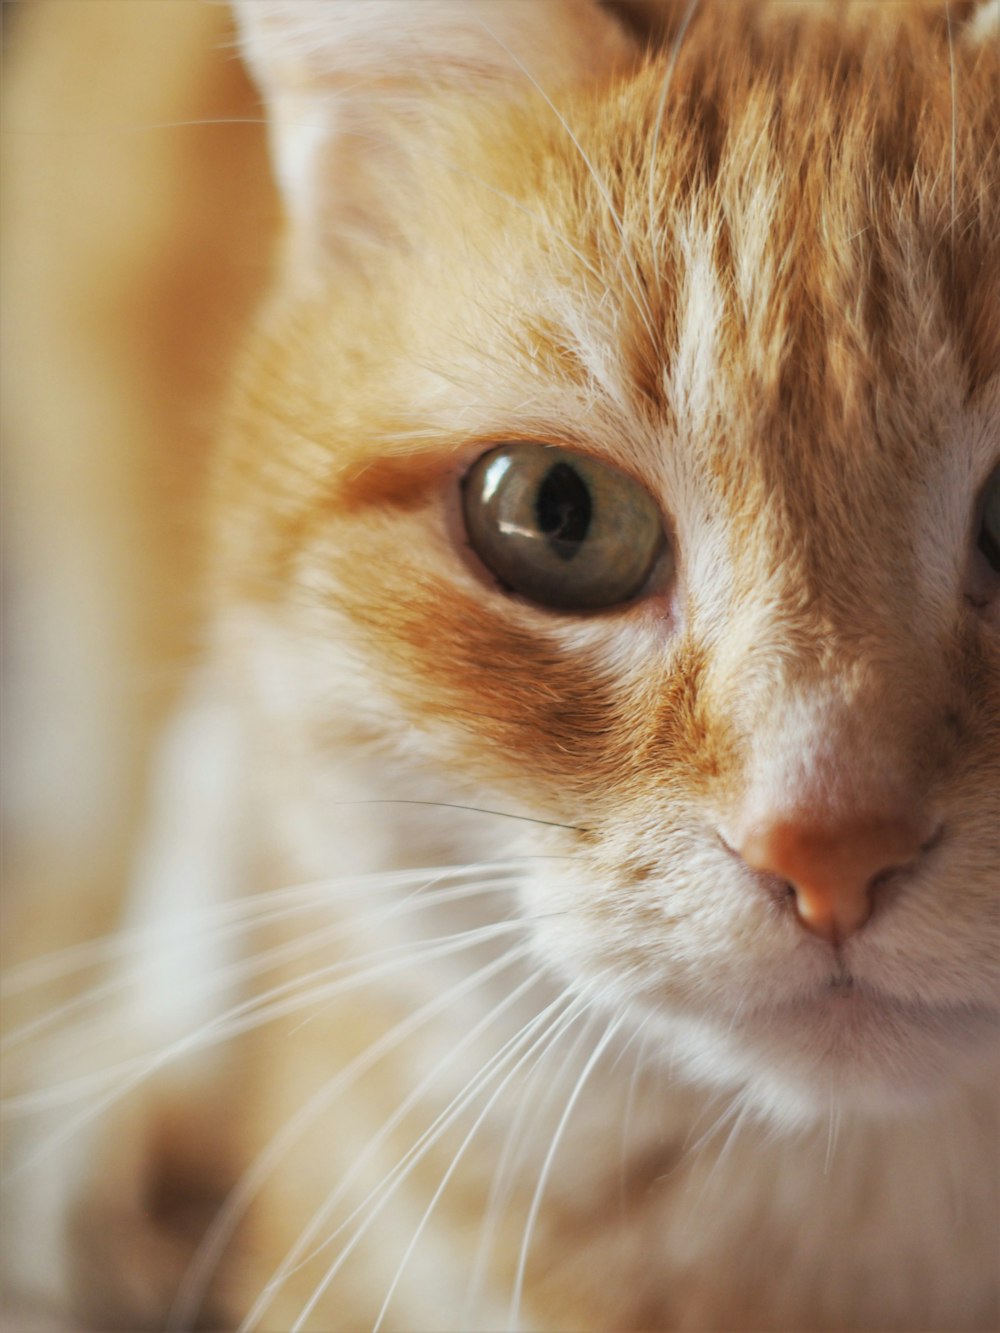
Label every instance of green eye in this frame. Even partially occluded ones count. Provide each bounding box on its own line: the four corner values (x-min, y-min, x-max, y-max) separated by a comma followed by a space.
978, 468, 1000, 572
462, 443, 668, 611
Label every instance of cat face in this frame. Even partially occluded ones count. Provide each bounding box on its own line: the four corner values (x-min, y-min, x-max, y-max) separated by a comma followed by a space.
223, 0, 1000, 1121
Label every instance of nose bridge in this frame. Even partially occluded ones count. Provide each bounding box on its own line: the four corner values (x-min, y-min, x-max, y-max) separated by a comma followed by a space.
708, 595, 956, 939
714, 557, 945, 789
741, 652, 932, 818
721, 464, 928, 696
709, 570, 955, 828
712, 638, 945, 943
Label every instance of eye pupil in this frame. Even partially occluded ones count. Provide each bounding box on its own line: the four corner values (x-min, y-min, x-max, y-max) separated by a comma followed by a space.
536, 462, 592, 560
462, 442, 667, 611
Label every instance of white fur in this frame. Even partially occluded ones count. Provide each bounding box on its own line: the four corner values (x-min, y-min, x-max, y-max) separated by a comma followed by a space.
234, 0, 629, 248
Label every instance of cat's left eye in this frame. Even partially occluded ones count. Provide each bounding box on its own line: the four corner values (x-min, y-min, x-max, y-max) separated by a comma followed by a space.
462, 443, 668, 611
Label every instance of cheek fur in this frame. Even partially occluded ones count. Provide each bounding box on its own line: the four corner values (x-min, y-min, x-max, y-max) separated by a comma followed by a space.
207, 0, 1000, 1117
326, 539, 674, 802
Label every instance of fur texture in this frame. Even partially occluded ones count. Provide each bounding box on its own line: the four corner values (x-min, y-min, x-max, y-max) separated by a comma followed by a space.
3, 2, 999, 1329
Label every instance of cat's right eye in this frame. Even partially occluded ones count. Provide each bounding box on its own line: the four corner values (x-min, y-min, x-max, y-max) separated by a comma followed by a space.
462, 443, 668, 611
977, 468, 1000, 573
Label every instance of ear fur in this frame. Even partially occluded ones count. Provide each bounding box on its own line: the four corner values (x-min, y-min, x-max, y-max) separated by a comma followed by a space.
233, 0, 633, 262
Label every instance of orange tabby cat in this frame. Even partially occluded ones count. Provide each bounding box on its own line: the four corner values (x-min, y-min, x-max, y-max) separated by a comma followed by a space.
3, 2, 999, 1329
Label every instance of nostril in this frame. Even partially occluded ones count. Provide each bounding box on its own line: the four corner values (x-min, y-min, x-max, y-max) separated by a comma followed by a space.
725, 811, 936, 943
866, 865, 898, 893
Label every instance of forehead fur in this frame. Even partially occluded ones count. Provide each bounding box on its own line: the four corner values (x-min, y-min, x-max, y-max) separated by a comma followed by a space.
215, 0, 999, 812
221, 0, 998, 578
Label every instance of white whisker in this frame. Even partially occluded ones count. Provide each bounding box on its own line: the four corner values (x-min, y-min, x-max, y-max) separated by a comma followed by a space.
687, 1089, 754, 1218
3, 919, 529, 1174
369, 991, 589, 1332
462, 989, 598, 1325
3, 906, 517, 1103
2, 874, 519, 1056
167, 939, 535, 1331
274, 990, 588, 1333
618, 1015, 652, 1219
7, 912, 530, 1122
823, 1078, 842, 1178
0, 863, 522, 999
679, 1087, 738, 1165
509, 1000, 627, 1327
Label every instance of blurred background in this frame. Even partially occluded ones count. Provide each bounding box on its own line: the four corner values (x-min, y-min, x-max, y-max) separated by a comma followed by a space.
2, 10, 277, 1320
2, 0, 278, 971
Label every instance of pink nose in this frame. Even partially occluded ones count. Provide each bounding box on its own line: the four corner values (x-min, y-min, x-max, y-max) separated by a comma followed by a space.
738, 815, 929, 942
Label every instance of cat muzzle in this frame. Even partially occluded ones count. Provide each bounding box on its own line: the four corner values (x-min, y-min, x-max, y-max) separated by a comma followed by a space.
735, 814, 939, 943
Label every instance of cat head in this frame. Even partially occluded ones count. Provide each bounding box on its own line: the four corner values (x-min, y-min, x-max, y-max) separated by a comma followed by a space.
220, 0, 1000, 1122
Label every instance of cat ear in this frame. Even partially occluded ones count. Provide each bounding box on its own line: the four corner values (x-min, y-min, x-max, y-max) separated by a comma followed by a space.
233, 0, 632, 263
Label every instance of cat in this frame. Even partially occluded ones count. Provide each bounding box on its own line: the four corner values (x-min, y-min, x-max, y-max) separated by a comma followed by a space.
2, 0, 999, 1329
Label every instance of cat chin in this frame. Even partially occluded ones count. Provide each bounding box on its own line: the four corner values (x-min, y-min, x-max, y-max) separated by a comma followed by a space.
643, 993, 1000, 1128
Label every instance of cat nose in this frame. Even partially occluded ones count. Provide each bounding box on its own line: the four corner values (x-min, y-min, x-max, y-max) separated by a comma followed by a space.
736, 815, 931, 943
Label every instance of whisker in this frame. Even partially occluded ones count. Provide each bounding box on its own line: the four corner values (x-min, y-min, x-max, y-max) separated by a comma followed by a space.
509, 999, 627, 1326
268, 990, 588, 1333
618, 1014, 653, 1219
686, 1089, 754, 1218
462, 991, 598, 1324
1, 874, 520, 1056
0, 863, 522, 998
5, 912, 528, 1112
340, 799, 584, 833
369, 996, 591, 1331
678, 1087, 737, 1164
167, 939, 536, 1332
3, 919, 529, 1173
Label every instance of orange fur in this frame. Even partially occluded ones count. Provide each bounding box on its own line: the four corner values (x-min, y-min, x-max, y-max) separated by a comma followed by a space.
3, 2, 999, 1329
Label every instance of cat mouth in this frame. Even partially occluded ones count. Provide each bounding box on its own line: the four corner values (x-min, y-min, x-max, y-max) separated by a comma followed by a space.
825, 962, 856, 993
743, 976, 1000, 1103
782, 974, 997, 1035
